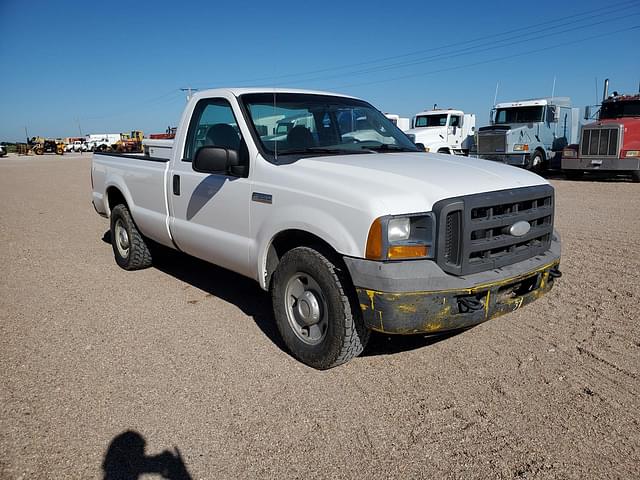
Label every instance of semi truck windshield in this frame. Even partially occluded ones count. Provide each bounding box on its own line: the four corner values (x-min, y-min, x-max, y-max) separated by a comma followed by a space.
600, 100, 640, 119
495, 106, 544, 124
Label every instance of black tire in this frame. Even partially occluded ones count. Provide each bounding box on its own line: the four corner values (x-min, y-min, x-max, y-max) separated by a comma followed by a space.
529, 150, 545, 172
631, 170, 640, 183
109, 204, 152, 270
437, 148, 450, 154
271, 246, 370, 369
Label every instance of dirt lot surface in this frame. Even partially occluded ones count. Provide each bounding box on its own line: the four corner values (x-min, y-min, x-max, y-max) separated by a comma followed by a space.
1, 153, 638, 479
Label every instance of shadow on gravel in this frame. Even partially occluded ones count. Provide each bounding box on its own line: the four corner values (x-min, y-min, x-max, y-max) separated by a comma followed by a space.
102, 430, 192, 480
363, 330, 464, 357
102, 231, 463, 359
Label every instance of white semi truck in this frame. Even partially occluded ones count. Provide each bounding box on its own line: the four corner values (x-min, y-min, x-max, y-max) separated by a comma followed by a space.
92, 87, 561, 369
404, 109, 476, 155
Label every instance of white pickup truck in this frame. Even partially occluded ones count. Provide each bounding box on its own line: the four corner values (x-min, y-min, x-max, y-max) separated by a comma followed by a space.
92, 88, 562, 369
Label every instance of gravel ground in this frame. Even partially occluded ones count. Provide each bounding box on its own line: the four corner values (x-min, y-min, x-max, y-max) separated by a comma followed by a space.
1, 153, 638, 479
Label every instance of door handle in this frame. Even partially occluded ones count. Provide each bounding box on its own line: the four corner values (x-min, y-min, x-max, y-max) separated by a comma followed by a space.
173, 175, 180, 195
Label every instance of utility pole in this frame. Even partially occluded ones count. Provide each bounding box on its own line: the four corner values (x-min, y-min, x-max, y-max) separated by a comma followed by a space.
76, 117, 83, 136
180, 87, 198, 102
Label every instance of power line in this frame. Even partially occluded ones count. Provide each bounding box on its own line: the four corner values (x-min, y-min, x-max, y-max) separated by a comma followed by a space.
281, 11, 640, 86
328, 25, 640, 90
191, 0, 639, 88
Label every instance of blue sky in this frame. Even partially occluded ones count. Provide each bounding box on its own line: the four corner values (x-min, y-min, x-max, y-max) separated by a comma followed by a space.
0, 0, 638, 141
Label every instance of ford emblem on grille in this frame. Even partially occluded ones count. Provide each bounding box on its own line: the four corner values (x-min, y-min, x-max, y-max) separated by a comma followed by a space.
509, 220, 531, 237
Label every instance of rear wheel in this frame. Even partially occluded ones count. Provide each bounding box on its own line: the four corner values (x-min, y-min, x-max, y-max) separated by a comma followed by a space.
109, 204, 152, 270
271, 246, 370, 369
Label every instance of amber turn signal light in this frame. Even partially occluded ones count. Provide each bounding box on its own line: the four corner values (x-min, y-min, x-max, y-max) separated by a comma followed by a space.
388, 245, 428, 259
365, 218, 383, 260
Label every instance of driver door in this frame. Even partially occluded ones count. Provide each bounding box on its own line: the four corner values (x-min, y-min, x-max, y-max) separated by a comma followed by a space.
168, 97, 253, 277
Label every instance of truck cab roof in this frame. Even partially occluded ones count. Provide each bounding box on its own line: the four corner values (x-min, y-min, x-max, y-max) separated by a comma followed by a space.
414, 109, 466, 116
191, 87, 360, 101
495, 97, 571, 109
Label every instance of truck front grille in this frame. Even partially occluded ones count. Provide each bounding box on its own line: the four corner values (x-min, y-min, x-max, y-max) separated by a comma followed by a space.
477, 133, 506, 154
579, 125, 621, 157
434, 186, 554, 275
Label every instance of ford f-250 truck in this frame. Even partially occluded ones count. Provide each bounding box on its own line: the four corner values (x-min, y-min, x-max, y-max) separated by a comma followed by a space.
92, 88, 562, 369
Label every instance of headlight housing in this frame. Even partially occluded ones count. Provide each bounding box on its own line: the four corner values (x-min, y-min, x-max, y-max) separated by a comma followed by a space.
624, 150, 640, 157
366, 213, 435, 260
513, 144, 529, 152
563, 148, 577, 158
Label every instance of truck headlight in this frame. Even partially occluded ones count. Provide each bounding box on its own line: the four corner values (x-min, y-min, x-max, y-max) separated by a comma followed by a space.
366, 213, 435, 260
624, 150, 640, 157
563, 148, 577, 158
513, 144, 529, 152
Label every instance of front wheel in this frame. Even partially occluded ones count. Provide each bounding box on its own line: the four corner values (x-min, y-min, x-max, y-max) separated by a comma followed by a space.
109, 204, 152, 270
271, 247, 370, 369
529, 151, 545, 172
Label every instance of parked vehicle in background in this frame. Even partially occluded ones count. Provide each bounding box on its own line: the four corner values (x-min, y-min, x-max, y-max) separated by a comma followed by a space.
562, 79, 640, 182
92, 87, 561, 369
113, 131, 144, 153
86, 134, 120, 152
384, 114, 410, 132
149, 127, 178, 139
69, 140, 87, 152
29, 137, 65, 155
404, 108, 476, 155
0, 144, 7, 157
476, 97, 579, 170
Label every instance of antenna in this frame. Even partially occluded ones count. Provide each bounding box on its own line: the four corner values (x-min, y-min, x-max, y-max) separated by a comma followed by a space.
550, 76, 556, 102
493, 81, 499, 106
180, 87, 198, 101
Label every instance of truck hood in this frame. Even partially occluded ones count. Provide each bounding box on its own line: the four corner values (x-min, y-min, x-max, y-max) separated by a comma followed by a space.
479, 125, 535, 144
283, 152, 548, 215
405, 126, 447, 142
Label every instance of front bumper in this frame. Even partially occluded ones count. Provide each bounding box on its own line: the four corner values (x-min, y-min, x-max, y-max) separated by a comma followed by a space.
562, 156, 640, 171
476, 153, 529, 166
344, 235, 561, 334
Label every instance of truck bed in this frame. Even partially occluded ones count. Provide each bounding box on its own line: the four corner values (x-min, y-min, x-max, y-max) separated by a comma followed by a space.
91, 151, 174, 247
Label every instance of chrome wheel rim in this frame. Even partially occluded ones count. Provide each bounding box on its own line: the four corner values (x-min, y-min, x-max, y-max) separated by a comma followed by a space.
114, 219, 130, 258
284, 272, 328, 345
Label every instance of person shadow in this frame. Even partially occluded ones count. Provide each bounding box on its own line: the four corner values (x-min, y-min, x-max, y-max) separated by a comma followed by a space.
102, 430, 193, 480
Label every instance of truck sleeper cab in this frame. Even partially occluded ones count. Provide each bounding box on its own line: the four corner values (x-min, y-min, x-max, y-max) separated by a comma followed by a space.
476, 97, 579, 170
92, 88, 561, 369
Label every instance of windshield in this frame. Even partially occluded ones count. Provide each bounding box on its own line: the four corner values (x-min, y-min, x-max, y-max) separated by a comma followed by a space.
495, 106, 544, 124
414, 114, 447, 127
241, 93, 418, 158
600, 100, 640, 119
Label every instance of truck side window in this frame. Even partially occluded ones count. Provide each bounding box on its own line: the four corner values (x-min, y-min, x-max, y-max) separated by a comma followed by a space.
184, 98, 243, 161
449, 116, 461, 127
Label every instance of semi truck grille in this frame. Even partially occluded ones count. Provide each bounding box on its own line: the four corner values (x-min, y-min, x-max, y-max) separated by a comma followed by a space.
477, 133, 506, 154
434, 186, 554, 276
579, 126, 621, 157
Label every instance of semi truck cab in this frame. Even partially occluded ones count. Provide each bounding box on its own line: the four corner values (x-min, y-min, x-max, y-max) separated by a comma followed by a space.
476, 98, 579, 170
562, 87, 640, 182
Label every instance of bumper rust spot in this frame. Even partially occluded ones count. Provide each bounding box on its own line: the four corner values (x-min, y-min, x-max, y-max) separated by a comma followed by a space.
356, 261, 560, 334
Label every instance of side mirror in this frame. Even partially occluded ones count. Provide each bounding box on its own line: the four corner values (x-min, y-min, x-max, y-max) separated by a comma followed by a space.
584, 105, 591, 120
193, 146, 238, 175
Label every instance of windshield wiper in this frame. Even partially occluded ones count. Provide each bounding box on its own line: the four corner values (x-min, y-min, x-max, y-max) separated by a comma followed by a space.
279, 147, 367, 155
360, 144, 417, 153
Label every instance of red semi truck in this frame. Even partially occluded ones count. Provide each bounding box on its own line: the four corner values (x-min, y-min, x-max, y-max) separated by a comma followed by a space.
562, 79, 640, 182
